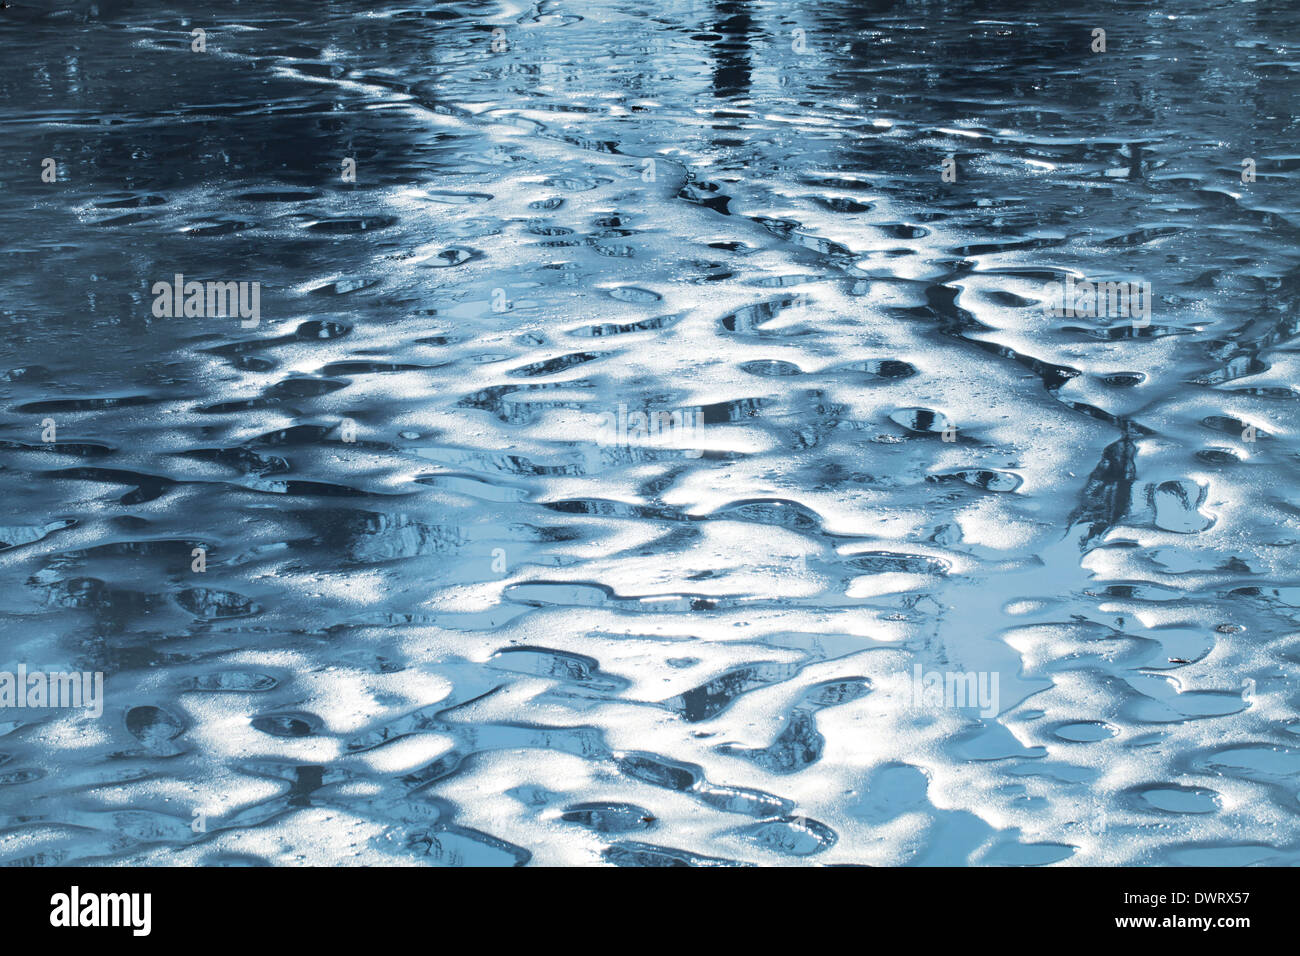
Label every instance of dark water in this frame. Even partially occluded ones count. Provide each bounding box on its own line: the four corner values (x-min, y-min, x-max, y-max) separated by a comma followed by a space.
1, 0, 1299, 865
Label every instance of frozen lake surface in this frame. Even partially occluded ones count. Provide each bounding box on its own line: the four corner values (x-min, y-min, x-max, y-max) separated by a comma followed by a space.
1, 0, 1299, 865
